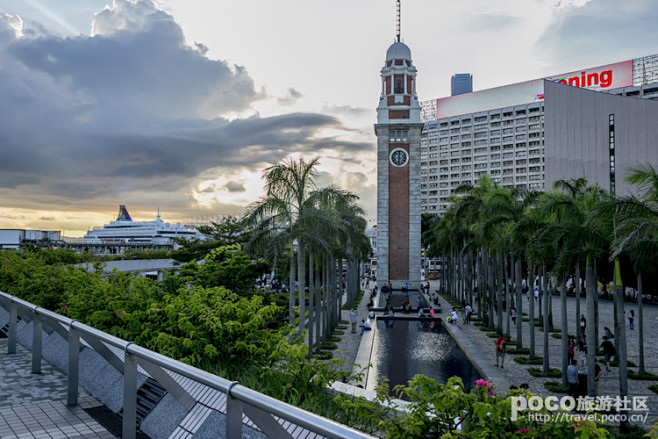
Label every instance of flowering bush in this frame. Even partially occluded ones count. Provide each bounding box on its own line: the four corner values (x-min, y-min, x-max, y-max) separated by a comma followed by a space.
336, 376, 612, 438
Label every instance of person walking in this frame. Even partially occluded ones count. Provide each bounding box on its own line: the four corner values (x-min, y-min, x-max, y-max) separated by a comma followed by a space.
628, 309, 635, 330
465, 304, 473, 324
600, 336, 616, 372
495, 332, 507, 368
349, 309, 358, 334
567, 360, 579, 398
511, 307, 517, 326
567, 337, 575, 364
580, 314, 586, 332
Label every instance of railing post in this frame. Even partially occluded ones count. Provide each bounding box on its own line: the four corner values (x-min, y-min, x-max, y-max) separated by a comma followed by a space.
32, 313, 43, 374
226, 382, 243, 439
7, 301, 17, 354
67, 326, 80, 406
123, 349, 137, 439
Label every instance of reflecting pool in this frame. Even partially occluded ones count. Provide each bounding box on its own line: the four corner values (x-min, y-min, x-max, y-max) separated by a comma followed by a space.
366, 319, 481, 395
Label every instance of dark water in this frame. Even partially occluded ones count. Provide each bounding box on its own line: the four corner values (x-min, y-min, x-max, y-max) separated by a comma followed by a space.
366, 319, 481, 396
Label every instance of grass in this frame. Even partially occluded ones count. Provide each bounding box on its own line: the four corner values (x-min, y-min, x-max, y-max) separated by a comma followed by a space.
649, 384, 658, 395
507, 347, 530, 355
551, 333, 562, 339
527, 367, 562, 378
320, 342, 338, 350
628, 370, 658, 381
514, 356, 544, 365
544, 381, 569, 393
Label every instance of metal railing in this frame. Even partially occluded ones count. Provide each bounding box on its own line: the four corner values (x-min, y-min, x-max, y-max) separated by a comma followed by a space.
0, 291, 373, 439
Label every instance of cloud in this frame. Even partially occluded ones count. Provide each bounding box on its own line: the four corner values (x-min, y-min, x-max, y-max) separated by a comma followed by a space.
277, 87, 303, 106
535, 0, 658, 68
224, 181, 245, 193
0, 1, 372, 232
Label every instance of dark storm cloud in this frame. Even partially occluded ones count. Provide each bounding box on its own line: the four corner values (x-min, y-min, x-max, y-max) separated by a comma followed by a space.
224, 181, 245, 193
535, 0, 658, 66
0, 1, 364, 207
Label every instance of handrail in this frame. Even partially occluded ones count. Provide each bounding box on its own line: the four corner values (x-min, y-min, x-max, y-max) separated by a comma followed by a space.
0, 290, 373, 439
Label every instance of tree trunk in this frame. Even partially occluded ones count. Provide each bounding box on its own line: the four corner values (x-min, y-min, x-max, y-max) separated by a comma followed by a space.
538, 265, 543, 326
315, 260, 322, 353
289, 245, 296, 327
547, 273, 554, 331
298, 244, 306, 335
307, 251, 314, 358
560, 275, 568, 387
529, 266, 536, 360
516, 255, 523, 349
613, 259, 630, 434
541, 268, 551, 374
496, 252, 504, 332
505, 253, 511, 340
638, 272, 645, 374
487, 249, 495, 330
576, 262, 582, 341
586, 257, 596, 397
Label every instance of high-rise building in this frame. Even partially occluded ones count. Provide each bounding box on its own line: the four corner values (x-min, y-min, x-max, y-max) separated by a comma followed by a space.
419, 54, 658, 214
375, 34, 423, 289
451, 73, 473, 96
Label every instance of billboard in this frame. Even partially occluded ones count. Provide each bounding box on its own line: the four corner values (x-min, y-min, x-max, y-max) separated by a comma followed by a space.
429, 60, 634, 120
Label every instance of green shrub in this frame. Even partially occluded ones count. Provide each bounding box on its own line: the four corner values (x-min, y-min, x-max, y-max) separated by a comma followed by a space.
628, 371, 658, 381
514, 356, 543, 365
507, 347, 530, 355
544, 381, 569, 393
527, 367, 562, 378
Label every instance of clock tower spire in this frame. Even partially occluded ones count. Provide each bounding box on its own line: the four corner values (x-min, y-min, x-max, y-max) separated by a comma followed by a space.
374, 0, 422, 291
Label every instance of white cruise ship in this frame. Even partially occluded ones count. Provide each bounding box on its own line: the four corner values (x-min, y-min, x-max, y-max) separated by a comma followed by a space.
83, 205, 206, 247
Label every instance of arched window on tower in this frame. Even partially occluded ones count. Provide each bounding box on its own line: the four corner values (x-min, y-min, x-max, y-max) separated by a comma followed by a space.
395, 78, 403, 94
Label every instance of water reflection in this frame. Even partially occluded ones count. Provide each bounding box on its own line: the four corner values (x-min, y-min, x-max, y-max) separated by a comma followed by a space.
367, 319, 481, 397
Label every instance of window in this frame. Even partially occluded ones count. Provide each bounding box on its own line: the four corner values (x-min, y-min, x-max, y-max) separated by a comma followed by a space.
395, 79, 403, 94
389, 130, 408, 142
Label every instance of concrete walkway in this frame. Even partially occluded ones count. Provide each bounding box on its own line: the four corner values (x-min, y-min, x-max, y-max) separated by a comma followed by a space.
0, 339, 116, 439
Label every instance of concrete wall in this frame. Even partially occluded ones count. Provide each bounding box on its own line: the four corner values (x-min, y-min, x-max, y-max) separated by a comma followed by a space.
544, 80, 658, 196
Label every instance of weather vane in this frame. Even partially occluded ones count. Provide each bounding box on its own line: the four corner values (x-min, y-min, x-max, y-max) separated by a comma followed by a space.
396, 0, 401, 42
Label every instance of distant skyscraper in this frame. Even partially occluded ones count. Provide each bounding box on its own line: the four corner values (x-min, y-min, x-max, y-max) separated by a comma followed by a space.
451, 73, 473, 96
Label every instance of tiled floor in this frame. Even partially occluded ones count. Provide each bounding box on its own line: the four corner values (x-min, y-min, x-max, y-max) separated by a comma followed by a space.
0, 339, 117, 439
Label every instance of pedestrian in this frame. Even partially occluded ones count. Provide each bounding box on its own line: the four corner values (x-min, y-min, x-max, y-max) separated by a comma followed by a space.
594, 362, 603, 396
360, 319, 371, 335
495, 332, 506, 368
567, 337, 575, 364
349, 309, 358, 334
567, 359, 579, 398
465, 303, 473, 324
580, 314, 586, 331
628, 309, 635, 330
429, 308, 435, 318
578, 334, 587, 367
534, 288, 539, 302
600, 336, 615, 372
511, 307, 517, 326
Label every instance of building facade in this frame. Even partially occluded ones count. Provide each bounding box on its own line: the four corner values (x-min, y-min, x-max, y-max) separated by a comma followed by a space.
419, 54, 658, 214
451, 73, 473, 96
375, 40, 423, 290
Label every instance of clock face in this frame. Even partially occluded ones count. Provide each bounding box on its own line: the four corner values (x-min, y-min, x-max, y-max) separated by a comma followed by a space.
389, 148, 409, 167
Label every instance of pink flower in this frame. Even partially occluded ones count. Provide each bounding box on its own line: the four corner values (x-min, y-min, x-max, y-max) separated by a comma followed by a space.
120, 311, 126, 315
487, 391, 497, 396
518, 428, 529, 434
476, 379, 493, 388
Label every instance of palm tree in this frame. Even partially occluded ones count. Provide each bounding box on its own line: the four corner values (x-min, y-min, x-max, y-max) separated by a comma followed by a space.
245, 156, 365, 339
611, 164, 658, 376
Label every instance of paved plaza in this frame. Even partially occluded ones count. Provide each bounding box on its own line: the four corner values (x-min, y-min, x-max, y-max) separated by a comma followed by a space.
0, 339, 116, 439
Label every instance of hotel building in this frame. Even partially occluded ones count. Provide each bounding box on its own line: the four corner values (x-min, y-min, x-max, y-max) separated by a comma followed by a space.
419, 54, 658, 214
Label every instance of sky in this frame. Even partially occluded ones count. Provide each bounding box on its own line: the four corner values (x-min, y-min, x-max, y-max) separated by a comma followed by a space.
1, 0, 658, 237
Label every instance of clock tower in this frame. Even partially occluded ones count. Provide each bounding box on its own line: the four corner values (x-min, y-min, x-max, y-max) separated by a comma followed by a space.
375, 2, 422, 291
